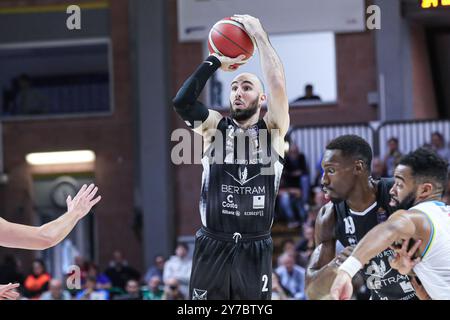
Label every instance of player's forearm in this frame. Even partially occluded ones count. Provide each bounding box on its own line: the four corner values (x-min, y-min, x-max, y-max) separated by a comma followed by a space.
37, 210, 80, 249
351, 212, 416, 266
305, 264, 338, 299
351, 223, 400, 265
172, 56, 220, 128
254, 33, 286, 92
173, 55, 220, 108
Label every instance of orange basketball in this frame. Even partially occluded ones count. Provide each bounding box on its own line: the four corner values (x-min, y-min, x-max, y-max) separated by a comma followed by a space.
208, 17, 255, 68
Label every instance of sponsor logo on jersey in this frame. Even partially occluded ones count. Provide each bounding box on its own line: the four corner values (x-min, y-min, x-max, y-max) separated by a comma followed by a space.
222, 194, 238, 209
253, 195, 265, 209
376, 249, 395, 259
367, 272, 410, 290
367, 259, 393, 279
244, 210, 264, 217
222, 209, 235, 216
347, 235, 357, 246
399, 281, 415, 293
192, 288, 207, 300
365, 258, 414, 290
221, 184, 265, 195
399, 293, 417, 300
225, 166, 261, 186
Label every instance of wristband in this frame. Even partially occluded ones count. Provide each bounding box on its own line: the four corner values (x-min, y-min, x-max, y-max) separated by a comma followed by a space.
338, 256, 362, 278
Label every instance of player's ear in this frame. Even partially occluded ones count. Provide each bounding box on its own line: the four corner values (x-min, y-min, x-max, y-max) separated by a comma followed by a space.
353, 160, 365, 175
418, 182, 433, 199
259, 93, 267, 103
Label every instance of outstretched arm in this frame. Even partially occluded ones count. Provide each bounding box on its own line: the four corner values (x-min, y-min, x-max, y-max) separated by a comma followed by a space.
231, 15, 289, 137
0, 184, 101, 250
330, 210, 425, 299
346, 210, 417, 267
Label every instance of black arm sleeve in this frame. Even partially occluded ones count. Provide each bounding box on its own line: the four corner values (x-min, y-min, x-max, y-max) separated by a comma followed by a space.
172, 55, 221, 128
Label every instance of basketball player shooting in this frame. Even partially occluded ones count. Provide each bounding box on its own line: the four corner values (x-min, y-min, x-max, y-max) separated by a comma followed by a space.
0, 184, 101, 300
173, 14, 289, 299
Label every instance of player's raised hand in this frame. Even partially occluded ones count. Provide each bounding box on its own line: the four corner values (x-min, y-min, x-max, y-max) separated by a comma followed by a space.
211, 53, 246, 71
231, 14, 264, 39
389, 238, 422, 275
66, 184, 101, 219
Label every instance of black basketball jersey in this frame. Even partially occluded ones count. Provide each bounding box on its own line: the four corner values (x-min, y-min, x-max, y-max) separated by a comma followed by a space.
334, 178, 417, 300
199, 117, 284, 234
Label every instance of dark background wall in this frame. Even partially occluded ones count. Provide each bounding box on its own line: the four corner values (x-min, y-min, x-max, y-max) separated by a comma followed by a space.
0, 0, 141, 272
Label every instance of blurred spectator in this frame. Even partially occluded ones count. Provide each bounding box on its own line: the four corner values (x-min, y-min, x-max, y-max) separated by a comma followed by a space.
311, 186, 327, 210
271, 272, 289, 300
163, 242, 192, 298
87, 262, 111, 290
104, 250, 140, 292
75, 276, 109, 300
278, 144, 310, 227
2, 78, 17, 114
305, 208, 318, 228
23, 259, 51, 299
40, 279, 71, 300
162, 278, 185, 300
313, 153, 325, 188
0, 255, 24, 289
383, 137, 402, 177
303, 187, 325, 230
371, 157, 384, 180
142, 275, 164, 300
430, 132, 450, 164
281, 238, 296, 254
296, 224, 315, 268
277, 239, 297, 266
443, 173, 450, 204
113, 279, 142, 300
12, 74, 48, 115
293, 84, 321, 102
144, 254, 165, 283
275, 253, 306, 300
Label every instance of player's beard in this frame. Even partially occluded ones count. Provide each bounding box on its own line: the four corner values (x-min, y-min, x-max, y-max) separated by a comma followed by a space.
391, 190, 417, 211
230, 97, 259, 122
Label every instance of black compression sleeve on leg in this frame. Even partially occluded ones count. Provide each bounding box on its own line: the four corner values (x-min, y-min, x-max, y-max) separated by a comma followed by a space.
172, 55, 221, 128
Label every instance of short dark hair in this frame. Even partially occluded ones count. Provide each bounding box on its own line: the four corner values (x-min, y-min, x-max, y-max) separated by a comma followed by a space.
399, 148, 448, 193
305, 84, 313, 90
388, 137, 398, 144
326, 135, 373, 169
431, 131, 445, 142
177, 242, 189, 252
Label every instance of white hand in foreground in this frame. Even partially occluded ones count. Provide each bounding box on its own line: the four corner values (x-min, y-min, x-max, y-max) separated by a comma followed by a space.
330, 271, 353, 300
0, 283, 20, 300
67, 184, 102, 219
